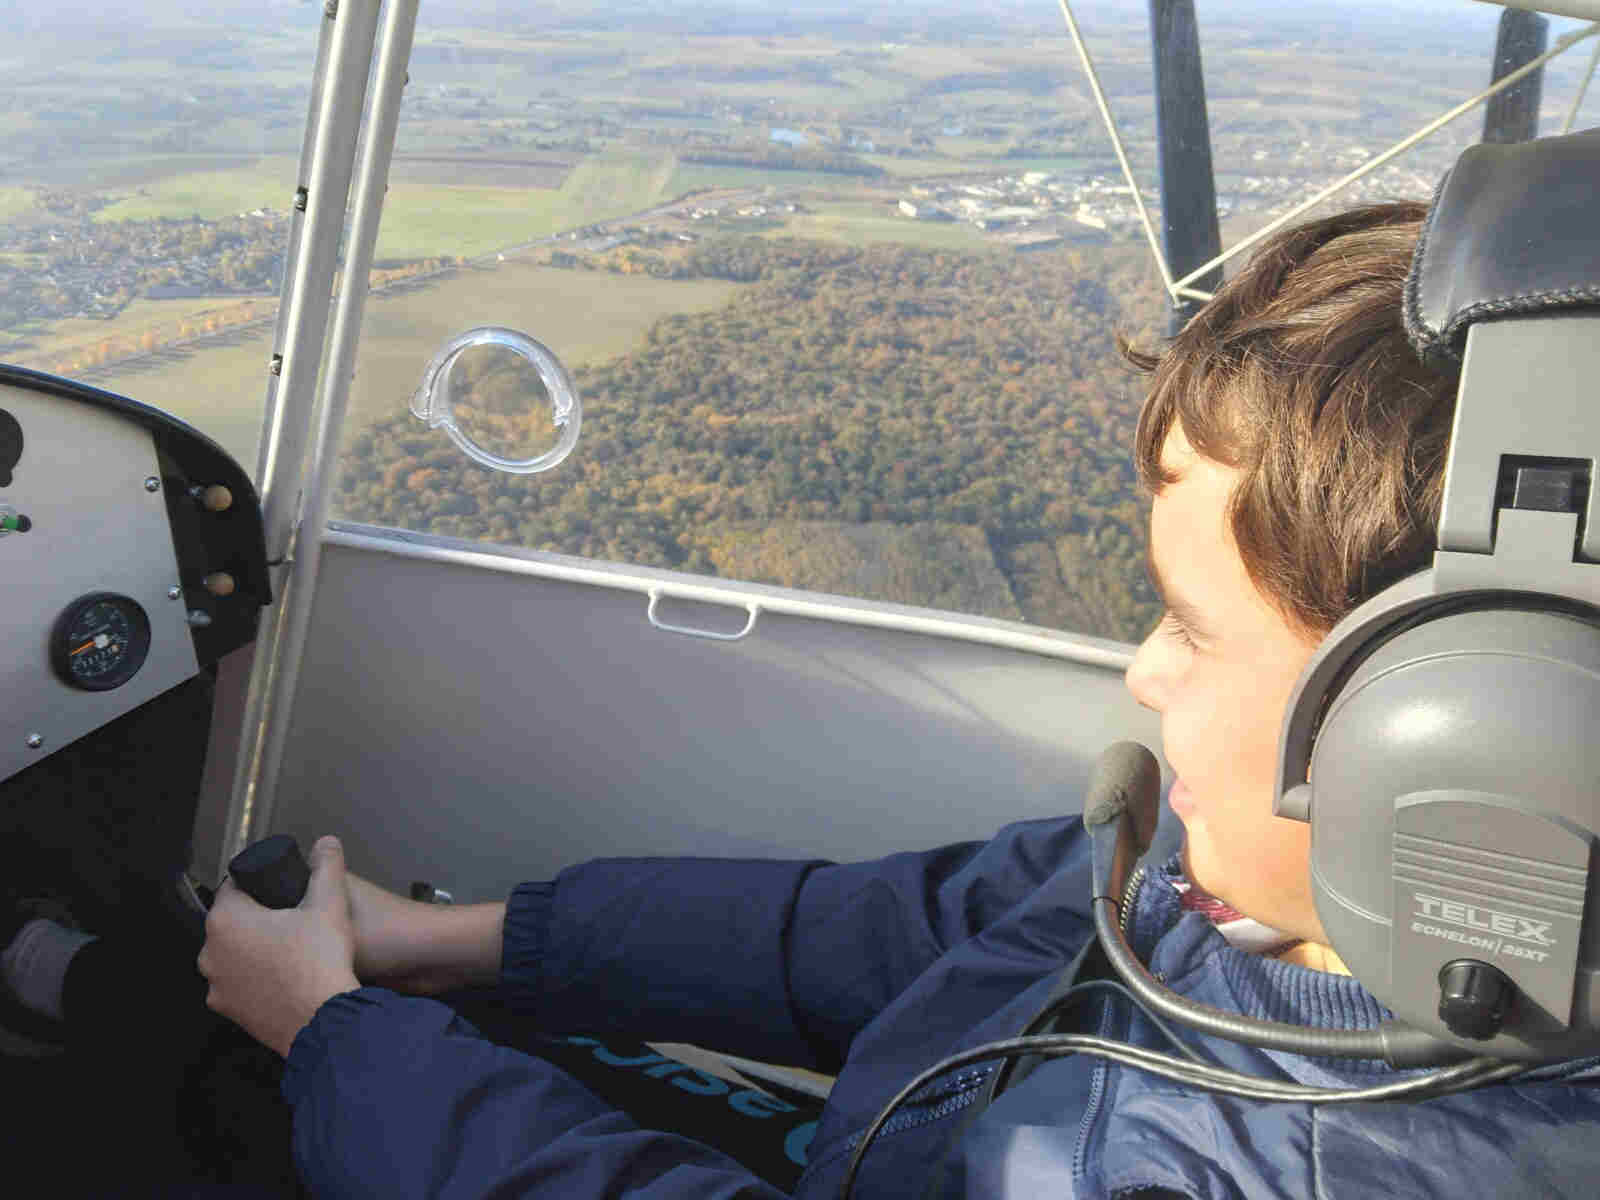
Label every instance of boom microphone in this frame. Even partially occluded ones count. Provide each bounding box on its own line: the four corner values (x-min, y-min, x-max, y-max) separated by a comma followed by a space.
1082, 740, 1160, 839
1084, 740, 1159, 908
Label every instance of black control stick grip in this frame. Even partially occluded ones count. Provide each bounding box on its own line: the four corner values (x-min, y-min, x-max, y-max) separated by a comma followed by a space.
227, 833, 311, 910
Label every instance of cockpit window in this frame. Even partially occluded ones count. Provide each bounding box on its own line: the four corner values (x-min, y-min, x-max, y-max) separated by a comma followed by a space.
0, 8, 319, 474
4, 3, 1598, 647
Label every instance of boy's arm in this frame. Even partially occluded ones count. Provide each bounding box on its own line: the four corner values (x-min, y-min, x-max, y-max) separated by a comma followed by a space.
494, 812, 1096, 1075
282, 990, 795, 1200
392, 898, 507, 994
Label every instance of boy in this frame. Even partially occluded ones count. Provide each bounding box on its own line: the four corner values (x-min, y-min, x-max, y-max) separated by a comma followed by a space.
8, 199, 1599, 1198
1119, 200, 1459, 975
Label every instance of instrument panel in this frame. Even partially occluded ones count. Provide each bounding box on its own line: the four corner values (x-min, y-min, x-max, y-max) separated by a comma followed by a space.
0, 366, 268, 786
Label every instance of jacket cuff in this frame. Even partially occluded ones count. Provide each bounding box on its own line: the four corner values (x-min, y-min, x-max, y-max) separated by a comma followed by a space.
498, 880, 556, 1015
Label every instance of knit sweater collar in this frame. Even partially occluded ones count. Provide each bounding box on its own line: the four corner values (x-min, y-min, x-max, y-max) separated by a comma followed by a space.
1132, 854, 1390, 1033
1127, 855, 1600, 1084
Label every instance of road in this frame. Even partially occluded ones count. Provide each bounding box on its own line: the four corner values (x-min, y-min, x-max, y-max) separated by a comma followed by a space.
471, 186, 772, 263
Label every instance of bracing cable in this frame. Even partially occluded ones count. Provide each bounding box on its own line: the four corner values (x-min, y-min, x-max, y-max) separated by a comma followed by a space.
1053, 0, 1600, 306
1563, 34, 1600, 134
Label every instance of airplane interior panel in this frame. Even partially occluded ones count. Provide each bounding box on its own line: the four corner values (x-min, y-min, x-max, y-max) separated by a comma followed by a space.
263, 527, 1176, 905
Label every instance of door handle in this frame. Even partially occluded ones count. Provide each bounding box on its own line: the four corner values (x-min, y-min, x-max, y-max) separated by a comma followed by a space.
410, 881, 455, 905
646, 589, 760, 642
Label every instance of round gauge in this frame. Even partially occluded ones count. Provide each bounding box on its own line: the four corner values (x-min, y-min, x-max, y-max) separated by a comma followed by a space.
50, 593, 152, 692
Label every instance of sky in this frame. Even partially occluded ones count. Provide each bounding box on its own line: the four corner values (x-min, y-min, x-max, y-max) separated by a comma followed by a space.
0, 0, 1524, 31
1, 0, 1592, 65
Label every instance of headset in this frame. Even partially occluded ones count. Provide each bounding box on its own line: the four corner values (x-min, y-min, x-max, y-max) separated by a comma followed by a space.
840, 126, 1600, 1199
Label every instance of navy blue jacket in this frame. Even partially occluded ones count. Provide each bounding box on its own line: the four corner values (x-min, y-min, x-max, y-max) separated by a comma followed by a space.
279, 814, 1600, 1197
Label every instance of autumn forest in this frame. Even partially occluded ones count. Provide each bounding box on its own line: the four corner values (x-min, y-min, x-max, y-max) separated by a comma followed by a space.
332, 234, 1171, 646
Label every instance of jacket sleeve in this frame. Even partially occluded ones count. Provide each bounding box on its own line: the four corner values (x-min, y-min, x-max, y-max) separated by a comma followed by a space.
498, 812, 1093, 1074
281, 987, 791, 1200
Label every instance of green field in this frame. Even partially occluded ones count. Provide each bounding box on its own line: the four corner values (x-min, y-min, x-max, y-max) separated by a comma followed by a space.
91, 151, 680, 261
374, 152, 677, 259
0, 188, 36, 222
558, 153, 678, 222
79, 262, 746, 475
93, 158, 302, 222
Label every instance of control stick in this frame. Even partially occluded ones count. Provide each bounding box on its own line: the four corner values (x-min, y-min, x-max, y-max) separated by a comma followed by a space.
190, 833, 451, 918
177, 834, 311, 923
224, 833, 311, 909
197, 834, 449, 910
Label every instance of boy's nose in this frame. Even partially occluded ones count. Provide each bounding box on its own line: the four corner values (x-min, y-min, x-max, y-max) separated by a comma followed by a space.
1123, 638, 1165, 714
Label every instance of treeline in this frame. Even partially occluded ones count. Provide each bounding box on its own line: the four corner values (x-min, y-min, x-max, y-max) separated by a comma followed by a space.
545, 235, 863, 283
27, 257, 463, 377
38, 298, 277, 375
29, 189, 116, 219
332, 236, 1172, 645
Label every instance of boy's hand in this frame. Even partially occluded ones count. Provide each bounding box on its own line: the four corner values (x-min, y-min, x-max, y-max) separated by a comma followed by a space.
197, 835, 362, 1059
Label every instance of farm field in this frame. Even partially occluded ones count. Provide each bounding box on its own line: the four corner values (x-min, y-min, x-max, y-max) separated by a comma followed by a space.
18, 153, 277, 192
88, 151, 681, 262
9, 294, 278, 363
94, 159, 302, 223
81, 262, 746, 474
385, 155, 574, 189
0, 188, 36, 222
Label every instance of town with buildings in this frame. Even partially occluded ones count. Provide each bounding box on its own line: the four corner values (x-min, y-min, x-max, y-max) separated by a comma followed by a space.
660, 151, 1444, 256
925, 155, 1435, 239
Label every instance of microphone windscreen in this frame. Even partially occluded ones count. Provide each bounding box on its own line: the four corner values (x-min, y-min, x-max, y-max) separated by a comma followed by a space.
1083, 741, 1162, 854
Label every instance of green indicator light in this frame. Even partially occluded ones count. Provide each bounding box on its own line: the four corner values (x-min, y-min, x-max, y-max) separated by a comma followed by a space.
0, 513, 31, 532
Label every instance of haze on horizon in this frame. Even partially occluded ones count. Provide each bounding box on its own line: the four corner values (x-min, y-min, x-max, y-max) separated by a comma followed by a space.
0, 0, 1526, 37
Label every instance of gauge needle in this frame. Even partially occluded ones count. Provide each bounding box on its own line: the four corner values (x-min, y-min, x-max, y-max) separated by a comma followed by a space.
71, 633, 113, 655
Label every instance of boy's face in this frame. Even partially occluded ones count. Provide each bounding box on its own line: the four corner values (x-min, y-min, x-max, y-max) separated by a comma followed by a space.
1123, 423, 1329, 944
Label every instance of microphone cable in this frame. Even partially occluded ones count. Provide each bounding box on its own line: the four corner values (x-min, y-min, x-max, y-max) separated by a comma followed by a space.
836, 1019, 1525, 1199
840, 743, 1540, 1198
1013, 975, 1220, 1067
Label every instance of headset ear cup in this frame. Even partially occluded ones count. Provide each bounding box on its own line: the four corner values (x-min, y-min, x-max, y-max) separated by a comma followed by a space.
1307, 604, 1600, 1059
1273, 569, 1439, 830
1276, 783, 1312, 823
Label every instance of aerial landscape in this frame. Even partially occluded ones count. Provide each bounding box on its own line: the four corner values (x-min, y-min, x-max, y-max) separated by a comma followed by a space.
1, 0, 1595, 644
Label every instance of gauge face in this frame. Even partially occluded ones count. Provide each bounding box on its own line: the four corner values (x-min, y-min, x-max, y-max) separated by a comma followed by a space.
50, 593, 152, 691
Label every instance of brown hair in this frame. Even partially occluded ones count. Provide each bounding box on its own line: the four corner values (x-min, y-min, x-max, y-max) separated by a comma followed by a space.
1123, 202, 1461, 644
